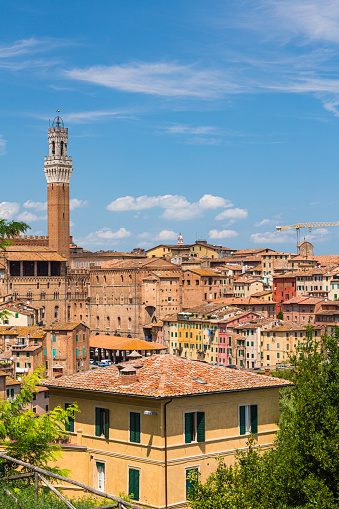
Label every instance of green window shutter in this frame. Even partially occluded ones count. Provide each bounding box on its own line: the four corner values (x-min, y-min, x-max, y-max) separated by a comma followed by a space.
65, 403, 74, 433
130, 412, 140, 443
95, 407, 101, 436
185, 412, 192, 443
239, 406, 246, 435
53, 349, 56, 357
250, 405, 258, 434
197, 412, 205, 442
104, 409, 109, 439
83, 347, 85, 355
76, 348, 78, 356
11, 389, 14, 397
44, 348, 46, 356
186, 468, 198, 500
129, 468, 140, 501
76, 335, 78, 342
15, 313, 18, 318
83, 333, 85, 341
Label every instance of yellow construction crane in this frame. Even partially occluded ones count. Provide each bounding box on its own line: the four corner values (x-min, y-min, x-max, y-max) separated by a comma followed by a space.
276, 222, 339, 251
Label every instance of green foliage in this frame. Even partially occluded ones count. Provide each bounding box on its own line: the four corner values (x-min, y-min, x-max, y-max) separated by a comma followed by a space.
0, 486, 113, 509
189, 327, 339, 509
277, 309, 284, 319
0, 368, 79, 476
0, 219, 29, 251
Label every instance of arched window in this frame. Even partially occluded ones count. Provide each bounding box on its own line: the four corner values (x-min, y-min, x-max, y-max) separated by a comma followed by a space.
54, 291, 59, 300
41, 306, 45, 319
52, 141, 55, 155
27, 290, 32, 299
54, 306, 59, 319
96, 316, 100, 328
107, 316, 110, 328
117, 317, 121, 329
128, 317, 131, 330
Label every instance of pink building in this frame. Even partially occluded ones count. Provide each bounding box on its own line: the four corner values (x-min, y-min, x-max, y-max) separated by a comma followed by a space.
217, 311, 261, 366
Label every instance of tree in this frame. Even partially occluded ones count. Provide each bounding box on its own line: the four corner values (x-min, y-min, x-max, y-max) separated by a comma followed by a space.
277, 309, 283, 320
0, 219, 29, 251
0, 368, 78, 476
0, 218, 29, 324
189, 327, 339, 509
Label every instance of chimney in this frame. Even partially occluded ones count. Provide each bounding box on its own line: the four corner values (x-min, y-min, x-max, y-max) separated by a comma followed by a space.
120, 365, 137, 385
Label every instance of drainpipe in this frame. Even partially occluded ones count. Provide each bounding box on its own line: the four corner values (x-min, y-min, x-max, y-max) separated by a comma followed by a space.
164, 398, 172, 509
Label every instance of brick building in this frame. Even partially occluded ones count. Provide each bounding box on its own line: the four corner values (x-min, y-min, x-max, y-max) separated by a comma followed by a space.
89, 258, 182, 337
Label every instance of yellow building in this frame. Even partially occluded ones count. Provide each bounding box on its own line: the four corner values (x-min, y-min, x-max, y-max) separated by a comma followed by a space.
44, 355, 291, 508
146, 240, 234, 260
261, 321, 321, 367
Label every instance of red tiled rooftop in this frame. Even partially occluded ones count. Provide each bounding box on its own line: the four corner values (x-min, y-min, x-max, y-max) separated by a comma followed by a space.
42, 354, 291, 398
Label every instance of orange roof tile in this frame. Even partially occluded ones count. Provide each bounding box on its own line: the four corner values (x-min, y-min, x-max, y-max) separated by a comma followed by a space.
42, 354, 291, 398
90, 335, 166, 351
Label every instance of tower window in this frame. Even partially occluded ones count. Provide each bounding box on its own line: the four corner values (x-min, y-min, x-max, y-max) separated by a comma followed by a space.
60, 141, 63, 155
52, 141, 55, 155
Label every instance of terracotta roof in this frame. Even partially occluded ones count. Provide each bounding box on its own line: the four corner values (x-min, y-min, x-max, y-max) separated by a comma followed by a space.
3, 246, 66, 262
0, 326, 46, 339
251, 290, 272, 297
283, 296, 325, 305
100, 258, 176, 270
47, 322, 86, 331
90, 335, 166, 351
184, 268, 221, 277
262, 321, 321, 332
42, 354, 292, 398
6, 376, 21, 386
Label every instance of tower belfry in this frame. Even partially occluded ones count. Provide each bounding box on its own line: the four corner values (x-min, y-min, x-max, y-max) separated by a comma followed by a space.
43, 114, 73, 262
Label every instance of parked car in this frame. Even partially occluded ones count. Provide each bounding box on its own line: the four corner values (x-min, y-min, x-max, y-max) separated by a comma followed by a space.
97, 361, 110, 367
225, 364, 238, 369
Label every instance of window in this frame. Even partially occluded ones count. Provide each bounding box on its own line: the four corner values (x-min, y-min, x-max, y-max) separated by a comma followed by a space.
184, 412, 205, 443
128, 468, 140, 501
65, 403, 74, 432
96, 462, 105, 492
186, 467, 198, 500
129, 411, 141, 443
239, 405, 258, 435
54, 306, 59, 319
95, 408, 109, 438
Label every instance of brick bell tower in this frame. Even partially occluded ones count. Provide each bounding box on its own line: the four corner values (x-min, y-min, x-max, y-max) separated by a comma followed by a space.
43, 114, 73, 262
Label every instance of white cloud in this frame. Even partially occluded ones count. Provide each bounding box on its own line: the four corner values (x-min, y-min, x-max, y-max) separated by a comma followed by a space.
215, 208, 248, 221
257, 0, 339, 44
86, 227, 131, 242
17, 211, 46, 222
250, 231, 295, 244
63, 109, 134, 124
0, 135, 7, 156
0, 202, 20, 219
70, 198, 88, 210
164, 124, 219, 135
107, 194, 232, 221
209, 229, 238, 239
155, 230, 177, 241
23, 200, 47, 211
65, 62, 240, 98
254, 218, 276, 227
107, 195, 190, 211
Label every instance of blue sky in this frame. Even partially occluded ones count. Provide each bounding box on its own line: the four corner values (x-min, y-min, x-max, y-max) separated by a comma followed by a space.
1, 0, 339, 254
